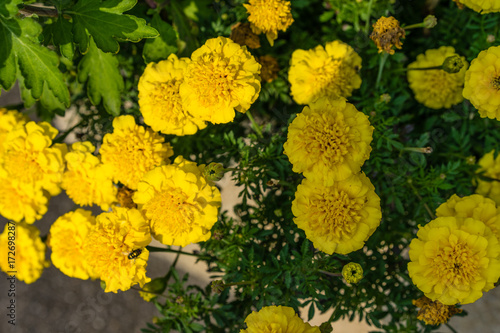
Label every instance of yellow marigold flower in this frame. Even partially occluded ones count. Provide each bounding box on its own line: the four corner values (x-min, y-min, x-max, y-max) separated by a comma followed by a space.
407, 47, 468, 109
133, 156, 221, 247
49, 209, 97, 280
476, 150, 500, 205
283, 98, 373, 185
243, 0, 294, 46
436, 194, 500, 240
0, 176, 49, 223
240, 305, 320, 333
413, 296, 462, 325
463, 46, 500, 120
342, 262, 363, 284
0, 108, 29, 156
288, 41, 362, 104
179, 36, 261, 124
370, 16, 405, 55
0, 121, 66, 196
99, 115, 174, 190
230, 22, 261, 49
258, 55, 280, 83
454, 0, 500, 13
408, 216, 500, 305
291, 173, 382, 255
0, 223, 49, 284
62, 142, 117, 210
138, 54, 207, 136
82, 207, 152, 293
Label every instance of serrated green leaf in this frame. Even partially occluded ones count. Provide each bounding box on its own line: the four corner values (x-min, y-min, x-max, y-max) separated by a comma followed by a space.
43, 16, 74, 60
143, 13, 178, 63
19, 71, 67, 118
0, 15, 70, 106
78, 37, 124, 116
67, 0, 158, 54
0, 0, 22, 18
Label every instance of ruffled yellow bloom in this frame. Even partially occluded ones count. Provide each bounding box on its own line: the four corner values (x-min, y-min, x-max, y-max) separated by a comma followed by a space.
82, 207, 151, 293
179, 36, 261, 124
408, 216, 500, 305
370, 16, 405, 55
436, 194, 500, 240
62, 142, 117, 210
0, 121, 66, 196
138, 54, 207, 136
454, 0, 500, 13
243, 0, 294, 46
291, 173, 382, 255
99, 115, 174, 190
0, 176, 49, 223
0, 223, 49, 284
288, 41, 362, 104
240, 305, 320, 333
0, 108, 29, 157
476, 150, 500, 205
283, 99, 373, 185
407, 47, 468, 109
413, 296, 462, 325
463, 46, 500, 120
49, 209, 97, 280
133, 156, 221, 247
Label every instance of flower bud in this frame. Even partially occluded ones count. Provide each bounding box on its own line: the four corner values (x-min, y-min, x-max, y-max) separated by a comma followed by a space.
442, 55, 465, 73
342, 262, 363, 284
423, 15, 437, 29
211, 280, 225, 294
139, 278, 167, 301
203, 162, 225, 184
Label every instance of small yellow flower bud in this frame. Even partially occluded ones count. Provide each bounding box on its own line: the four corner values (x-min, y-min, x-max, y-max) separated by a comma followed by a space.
466, 155, 476, 164
342, 262, 363, 284
442, 55, 465, 74
204, 162, 225, 184
139, 278, 167, 302
487, 35, 495, 43
423, 15, 437, 28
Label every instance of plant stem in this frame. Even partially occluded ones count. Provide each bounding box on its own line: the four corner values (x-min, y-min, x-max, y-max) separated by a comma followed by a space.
407, 180, 436, 219
246, 110, 263, 138
20, 4, 58, 17
318, 270, 342, 277
364, 0, 375, 33
224, 280, 255, 287
53, 119, 86, 144
445, 323, 458, 333
146, 245, 212, 260
375, 52, 389, 90
402, 22, 425, 30
392, 65, 443, 73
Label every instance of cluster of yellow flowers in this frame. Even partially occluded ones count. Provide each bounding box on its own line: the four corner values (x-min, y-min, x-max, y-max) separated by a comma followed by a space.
285, 40, 381, 256
139, 36, 262, 132
408, 194, 500, 306
0, 111, 221, 291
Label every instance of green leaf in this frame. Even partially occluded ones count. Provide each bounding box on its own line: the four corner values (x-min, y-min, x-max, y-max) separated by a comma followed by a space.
43, 16, 74, 60
143, 13, 178, 63
78, 37, 124, 116
308, 303, 315, 321
170, 0, 199, 56
0, 16, 70, 106
19, 71, 66, 118
0, 0, 22, 18
67, 0, 158, 54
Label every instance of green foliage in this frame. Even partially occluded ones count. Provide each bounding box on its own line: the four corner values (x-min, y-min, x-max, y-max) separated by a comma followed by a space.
78, 38, 124, 116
